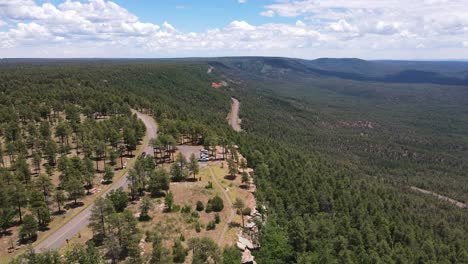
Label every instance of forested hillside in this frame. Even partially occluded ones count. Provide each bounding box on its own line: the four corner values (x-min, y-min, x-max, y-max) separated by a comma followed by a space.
1, 58, 467, 263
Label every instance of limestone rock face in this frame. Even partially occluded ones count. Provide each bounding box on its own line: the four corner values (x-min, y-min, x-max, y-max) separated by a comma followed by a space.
242, 249, 257, 264
238, 236, 254, 250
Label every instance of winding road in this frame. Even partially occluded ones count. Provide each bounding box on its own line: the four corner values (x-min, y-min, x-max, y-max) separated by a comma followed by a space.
34, 110, 158, 252
229, 98, 242, 132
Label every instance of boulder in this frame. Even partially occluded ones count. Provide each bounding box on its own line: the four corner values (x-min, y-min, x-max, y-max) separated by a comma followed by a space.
238, 236, 254, 249
237, 241, 247, 251
242, 249, 255, 263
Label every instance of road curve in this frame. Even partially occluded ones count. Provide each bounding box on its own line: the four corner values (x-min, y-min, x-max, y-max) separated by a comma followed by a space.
229, 98, 242, 132
34, 110, 157, 252
209, 167, 235, 246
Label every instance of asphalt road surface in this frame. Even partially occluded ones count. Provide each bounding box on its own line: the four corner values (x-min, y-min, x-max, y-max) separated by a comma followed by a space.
34, 110, 157, 252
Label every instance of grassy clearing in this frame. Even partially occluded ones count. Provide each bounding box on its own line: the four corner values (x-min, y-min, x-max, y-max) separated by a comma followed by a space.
63, 160, 253, 261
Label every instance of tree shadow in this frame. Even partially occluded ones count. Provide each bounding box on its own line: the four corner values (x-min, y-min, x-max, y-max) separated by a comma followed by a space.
0, 230, 13, 238
52, 210, 66, 216
38, 225, 50, 232
224, 175, 236, 181
150, 192, 166, 198
65, 201, 84, 209
240, 184, 250, 190
229, 222, 241, 228
19, 235, 38, 245
101, 180, 112, 185
185, 178, 198, 183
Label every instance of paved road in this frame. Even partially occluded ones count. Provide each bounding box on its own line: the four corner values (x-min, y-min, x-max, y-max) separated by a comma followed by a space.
209, 166, 235, 246
35, 110, 158, 252
229, 98, 242, 132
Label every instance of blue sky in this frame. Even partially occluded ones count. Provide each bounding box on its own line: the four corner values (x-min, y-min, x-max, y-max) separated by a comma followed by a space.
1, 0, 467, 59
111, 0, 286, 32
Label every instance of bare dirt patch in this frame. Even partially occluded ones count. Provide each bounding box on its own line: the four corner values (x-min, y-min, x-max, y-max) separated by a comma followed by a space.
228, 98, 242, 132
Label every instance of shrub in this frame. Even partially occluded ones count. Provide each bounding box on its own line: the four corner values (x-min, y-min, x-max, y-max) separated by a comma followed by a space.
205, 181, 213, 189
242, 207, 252, 216
181, 204, 191, 214
191, 211, 200, 218
206, 195, 224, 212
206, 221, 216, 231
215, 213, 220, 224
196, 201, 204, 211
195, 222, 201, 233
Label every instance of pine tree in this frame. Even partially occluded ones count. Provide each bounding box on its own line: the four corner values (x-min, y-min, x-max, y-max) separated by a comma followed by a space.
19, 215, 38, 242
188, 153, 199, 180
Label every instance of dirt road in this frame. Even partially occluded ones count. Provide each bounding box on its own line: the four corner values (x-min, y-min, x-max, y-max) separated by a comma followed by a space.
209, 167, 235, 246
34, 110, 158, 252
228, 98, 242, 132
411, 186, 467, 209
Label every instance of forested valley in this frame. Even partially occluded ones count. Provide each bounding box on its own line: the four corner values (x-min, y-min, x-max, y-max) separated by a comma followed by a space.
1, 58, 467, 263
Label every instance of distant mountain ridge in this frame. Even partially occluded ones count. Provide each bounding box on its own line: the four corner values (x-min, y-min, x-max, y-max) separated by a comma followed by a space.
208, 56, 468, 86
2, 57, 468, 86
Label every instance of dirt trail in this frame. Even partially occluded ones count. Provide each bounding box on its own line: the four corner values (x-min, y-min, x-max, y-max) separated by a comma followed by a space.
34, 110, 158, 252
209, 167, 235, 246
228, 98, 242, 132
411, 186, 467, 209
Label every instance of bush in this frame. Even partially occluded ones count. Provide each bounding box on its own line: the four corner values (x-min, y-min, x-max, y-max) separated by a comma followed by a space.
196, 201, 204, 211
206, 221, 216, 231
172, 204, 181, 213
191, 211, 200, 218
181, 205, 191, 214
215, 213, 220, 224
242, 207, 251, 216
173, 240, 187, 263
206, 195, 224, 213
195, 222, 201, 233
205, 181, 213, 189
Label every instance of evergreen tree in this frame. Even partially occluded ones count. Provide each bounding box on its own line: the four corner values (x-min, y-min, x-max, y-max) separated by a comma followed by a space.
19, 215, 38, 242
139, 196, 153, 221
188, 153, 200, 180
172, 239, 187, 263
103, 165, 114, 183
106, 188, 128, 213
89, 198, 115, 239
65, 177, 85, 205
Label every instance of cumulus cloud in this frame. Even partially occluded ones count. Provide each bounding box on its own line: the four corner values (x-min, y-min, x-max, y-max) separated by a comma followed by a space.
0, 0, 467, 59
257, 0, 468, 58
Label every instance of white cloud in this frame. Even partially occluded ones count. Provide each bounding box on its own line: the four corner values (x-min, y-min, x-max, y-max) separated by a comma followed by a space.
260, 10, 275, 17
0, 20, 6, 27
228, 20, 255, 31
0, 0, 467, 59
238, 0, 248, 3
329, 20, 358, 33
